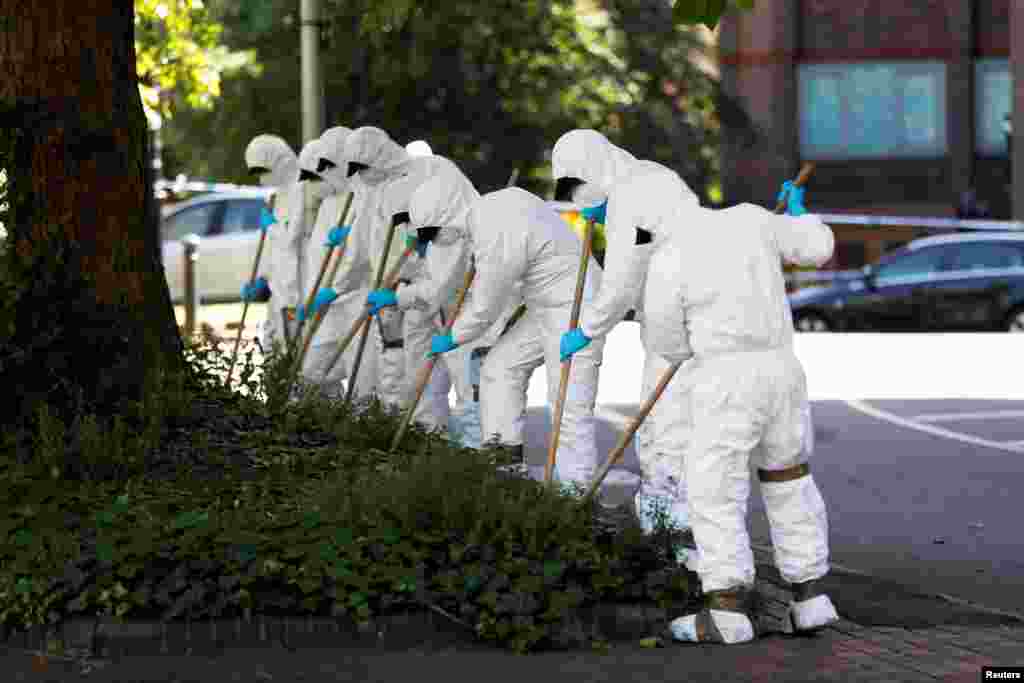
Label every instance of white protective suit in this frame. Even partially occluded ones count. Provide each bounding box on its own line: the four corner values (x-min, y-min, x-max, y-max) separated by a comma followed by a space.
551, 129, 698, 526
296, 126, 377, 400
244, 134, 299, 352
421, 185, 604, 487
341, 127, 452, 409
261, 137, 330, 354
643, 202, 839, 644
403, 160, 524, 444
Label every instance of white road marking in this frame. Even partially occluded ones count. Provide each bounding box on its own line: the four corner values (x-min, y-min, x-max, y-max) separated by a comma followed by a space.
1004, 439, 1024, 447
845, 400, 1024, 454
910, 410, 1024, 423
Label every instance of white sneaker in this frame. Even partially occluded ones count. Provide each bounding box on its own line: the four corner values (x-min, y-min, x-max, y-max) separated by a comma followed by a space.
789, 594, 839, 633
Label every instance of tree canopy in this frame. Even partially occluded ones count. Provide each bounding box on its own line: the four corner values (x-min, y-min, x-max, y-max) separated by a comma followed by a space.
160, 0, 757, 201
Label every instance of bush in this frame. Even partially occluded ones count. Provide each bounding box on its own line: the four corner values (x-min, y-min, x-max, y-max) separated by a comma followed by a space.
0, 331, 699, 653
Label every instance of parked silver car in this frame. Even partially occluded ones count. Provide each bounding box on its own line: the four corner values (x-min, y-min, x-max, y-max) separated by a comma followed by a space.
161, 189, 273, 304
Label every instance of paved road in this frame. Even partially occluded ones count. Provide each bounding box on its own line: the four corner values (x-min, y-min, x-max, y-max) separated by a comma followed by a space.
520, 397, 1024, 617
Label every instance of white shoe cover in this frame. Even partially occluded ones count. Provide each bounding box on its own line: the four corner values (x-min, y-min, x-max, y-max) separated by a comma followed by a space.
789, 594, 839, 632
669, 610, 755, 644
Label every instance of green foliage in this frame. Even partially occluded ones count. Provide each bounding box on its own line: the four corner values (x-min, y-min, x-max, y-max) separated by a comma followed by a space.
134, 0, 259, 119
0, 336, 698, 653
671, 0, 755, 30
160, 0, 753, 200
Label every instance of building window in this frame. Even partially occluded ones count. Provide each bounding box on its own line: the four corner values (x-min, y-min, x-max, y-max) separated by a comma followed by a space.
798, 62, 947, 159
975, 58, 1011, 157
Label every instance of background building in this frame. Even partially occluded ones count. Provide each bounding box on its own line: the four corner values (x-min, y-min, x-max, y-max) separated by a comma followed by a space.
717, 0, 1021, 267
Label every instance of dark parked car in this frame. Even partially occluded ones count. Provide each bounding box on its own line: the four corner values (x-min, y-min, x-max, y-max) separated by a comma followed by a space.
789, 232, 1024, 332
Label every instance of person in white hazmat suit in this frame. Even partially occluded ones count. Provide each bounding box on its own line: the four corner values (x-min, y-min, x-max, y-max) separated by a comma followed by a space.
241, 134, 298, 349
366, 158, 524, 447
258, 136, 332, 356
643, 187, 839, 645
293, 126, 379, 401
551, 129, 697, 555
334, 126, 465, 410
419, 183, 604, 486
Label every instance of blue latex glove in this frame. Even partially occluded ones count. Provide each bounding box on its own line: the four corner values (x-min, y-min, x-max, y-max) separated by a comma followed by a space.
580, 200, 608, 224
367, 289, 398, 316
777, 181, 807, 216
259, 208, 276, 233
428, 332, 458, 357
241, 276, 270, 302
310, 287, 339, 315
296, 304, 308, 323
325, 225, 352, 247
560, 328, 592, 362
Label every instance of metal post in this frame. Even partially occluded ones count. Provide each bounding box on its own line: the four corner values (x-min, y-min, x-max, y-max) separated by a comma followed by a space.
1013, 0, 1024, 219
300, 0, 323, 144
182, 234, 200, 339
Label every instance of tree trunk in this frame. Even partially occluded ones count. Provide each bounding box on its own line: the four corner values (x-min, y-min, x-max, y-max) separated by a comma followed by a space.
0, 0, 184, 425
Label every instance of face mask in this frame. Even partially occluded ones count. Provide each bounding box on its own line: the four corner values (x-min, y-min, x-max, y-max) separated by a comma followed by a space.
259, 172, 275, 187
571, 181, 608, 210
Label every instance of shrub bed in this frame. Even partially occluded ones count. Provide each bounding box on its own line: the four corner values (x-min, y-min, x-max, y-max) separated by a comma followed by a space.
0, 333, 699, 653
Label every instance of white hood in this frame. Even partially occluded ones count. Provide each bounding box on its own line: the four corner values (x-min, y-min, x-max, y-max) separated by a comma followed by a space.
317, 126, 353, 192
244, 134, 298, 189
551, 129, 637, 196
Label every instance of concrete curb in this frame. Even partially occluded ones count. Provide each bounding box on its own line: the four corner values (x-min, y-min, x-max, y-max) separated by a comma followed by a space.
0, 602, 681, 659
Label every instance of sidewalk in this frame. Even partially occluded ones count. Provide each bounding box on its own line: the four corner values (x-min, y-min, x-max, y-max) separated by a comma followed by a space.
4, 548, 1022, 682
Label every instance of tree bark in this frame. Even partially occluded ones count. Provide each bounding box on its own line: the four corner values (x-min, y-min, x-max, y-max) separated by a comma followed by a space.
0, 0, 183, 424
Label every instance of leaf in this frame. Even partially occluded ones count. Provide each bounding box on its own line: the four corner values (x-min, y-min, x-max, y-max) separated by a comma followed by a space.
171, 510, 209, 530
96, 543, 116, 564
302, 511, 322, 529
95, 510, 116, 528
542, 560, 565, 580
13, 528, 33, 547
333, 528, 354, 548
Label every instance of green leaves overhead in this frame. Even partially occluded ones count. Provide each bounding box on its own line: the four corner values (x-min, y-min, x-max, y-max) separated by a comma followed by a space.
672, 0, 754, 30
134, 0, 259, 119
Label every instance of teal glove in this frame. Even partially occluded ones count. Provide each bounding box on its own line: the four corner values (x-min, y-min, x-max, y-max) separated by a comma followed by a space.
428, 332, 458, 357
326, 225, 352, 247
367, 289, 398, 316
296, 304, 308, 322
580, 200, 607, 224
241, 277, 270, 302
310, 287, 339, 314
259, 208, 276, 233
778, 181, 807, 216
559, 328, 592, 362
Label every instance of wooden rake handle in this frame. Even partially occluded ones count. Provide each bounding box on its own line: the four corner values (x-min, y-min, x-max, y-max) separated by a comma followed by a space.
773, 163, 815, 214
390, 261, 476, 452
544, 216, 596, 484
343, 219, 405, 406
582, 358, 683, 503
288, 192, 355, 384
225, 211, 270, 388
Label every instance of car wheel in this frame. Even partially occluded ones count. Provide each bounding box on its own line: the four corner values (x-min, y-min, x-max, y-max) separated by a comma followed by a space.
793, 311, 832, 332
1005, 307, 1024, 333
